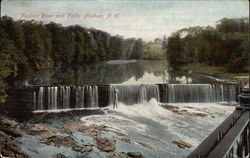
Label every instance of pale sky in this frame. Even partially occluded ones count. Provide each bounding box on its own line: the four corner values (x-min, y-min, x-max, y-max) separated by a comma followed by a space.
1, 0, 249, 41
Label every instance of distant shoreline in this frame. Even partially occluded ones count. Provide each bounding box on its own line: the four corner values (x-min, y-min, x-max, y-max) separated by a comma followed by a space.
106, 59, 138, 64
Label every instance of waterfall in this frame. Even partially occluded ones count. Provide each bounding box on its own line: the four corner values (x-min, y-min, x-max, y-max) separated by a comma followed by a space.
85, 86, 99, 108
33, 91, 36, 110
33, 83, 238, 111
47, 87, 59, 109
60, 86, 70, 109
75, 86, 85, 108
35, 86, 99, 110
110, 84, 160, 105
166, 84, 238, 103
37, 87, 44, 110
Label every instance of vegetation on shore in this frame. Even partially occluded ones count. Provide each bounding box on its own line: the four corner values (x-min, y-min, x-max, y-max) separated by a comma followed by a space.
0, 16, 146, 103
1, 16, 248, 104
164, 17, 249, 73
0, 16, 167, 104
144, 39, 165, 59
180, 63, 248, 78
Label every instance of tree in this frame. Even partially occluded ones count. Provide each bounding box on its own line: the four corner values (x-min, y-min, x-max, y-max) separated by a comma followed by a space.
110, 36, 123, 59
165, 18, 248, 72
162, 34, 168, 50
130, 39, 144, 59
1, 16, 145, 104
166, 33, 184, 69
123, 38, 136, 59
21, 20, 53, 70
0, 30, 18, 103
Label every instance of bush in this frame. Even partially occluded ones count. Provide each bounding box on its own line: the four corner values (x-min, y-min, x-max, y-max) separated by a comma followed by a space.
226, 57, 247, 73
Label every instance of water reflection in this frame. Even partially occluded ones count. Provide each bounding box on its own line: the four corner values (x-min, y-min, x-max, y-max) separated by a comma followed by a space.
17, 60, 226, 86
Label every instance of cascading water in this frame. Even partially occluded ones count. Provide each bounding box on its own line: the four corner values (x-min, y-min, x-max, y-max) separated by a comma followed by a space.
109, 84, 160, 105
75, 86, 85, 108
166, 84, 238, 103
60, 86, 70, 109
37, 87, 44, 110
34, 86, 99, 110
48, 87, 59, 109
85, 86, 99, 108
33, 83, 239, 110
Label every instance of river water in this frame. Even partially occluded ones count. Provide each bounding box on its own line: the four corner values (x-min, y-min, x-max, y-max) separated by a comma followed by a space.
18, 60, 232, 86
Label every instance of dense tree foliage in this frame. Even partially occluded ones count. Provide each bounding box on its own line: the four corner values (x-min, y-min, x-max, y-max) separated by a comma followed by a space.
122, 38, 136, 59
165, 33, 184, 69
144, 40, 165, 59
110, 35, 123, 59
130, 39, 144, 59
165, 18, 249, 72
0, 16, 144, 103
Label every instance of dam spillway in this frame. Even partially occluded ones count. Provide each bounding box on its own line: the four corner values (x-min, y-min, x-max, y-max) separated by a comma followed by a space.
109, 84, 160, 105
34, 86, 100, 110
166, 84, 238, 103
10, 83, 240, 111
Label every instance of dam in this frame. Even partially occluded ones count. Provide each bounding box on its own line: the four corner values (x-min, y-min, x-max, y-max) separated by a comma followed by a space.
8, 83, 240, 111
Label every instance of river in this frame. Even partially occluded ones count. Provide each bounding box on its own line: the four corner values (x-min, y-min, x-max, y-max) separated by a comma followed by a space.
17, 60, 232, 86
10, 60, 238, 158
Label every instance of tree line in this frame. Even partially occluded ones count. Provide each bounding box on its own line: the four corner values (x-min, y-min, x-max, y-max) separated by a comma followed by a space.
0, 16, 144, 103
164, 17, 249, 72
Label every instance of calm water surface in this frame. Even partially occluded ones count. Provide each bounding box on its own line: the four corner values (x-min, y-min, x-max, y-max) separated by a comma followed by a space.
18, 60, 226, 86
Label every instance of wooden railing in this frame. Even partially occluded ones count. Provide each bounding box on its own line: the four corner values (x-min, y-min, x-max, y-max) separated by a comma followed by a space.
188, 88, 250, 158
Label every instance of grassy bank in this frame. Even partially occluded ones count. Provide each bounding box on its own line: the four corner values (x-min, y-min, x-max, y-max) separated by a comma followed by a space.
180, 63, 248, 78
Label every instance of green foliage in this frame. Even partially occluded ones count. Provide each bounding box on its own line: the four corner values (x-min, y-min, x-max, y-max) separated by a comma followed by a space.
122, 38, 136, 59
166, 33, 185, 69
144, 42, 165, 59
226, 57, 247, 73
130, 39, 144, 59
181, 63, 247, 77
0, 16, 147, 104
216, 18, 248, 33
21, 20, 53, 70
1, 16, 25, 52
0, 29, 18, 103
0, 31, 18, 78
46, 22, 75, 66
110, 36, 123, 60
165, 17, 249, 72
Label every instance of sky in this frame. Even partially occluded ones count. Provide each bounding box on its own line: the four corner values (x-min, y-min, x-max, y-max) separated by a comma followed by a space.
1, 0, 249, 41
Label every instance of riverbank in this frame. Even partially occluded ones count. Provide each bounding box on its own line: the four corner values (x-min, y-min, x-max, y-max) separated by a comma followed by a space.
180, 64, 249, 87
181, 64, 248, 77
106, 60, 138, 65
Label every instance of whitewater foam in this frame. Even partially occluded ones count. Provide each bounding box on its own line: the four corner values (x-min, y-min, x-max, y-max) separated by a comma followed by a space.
80, 100, 235, 153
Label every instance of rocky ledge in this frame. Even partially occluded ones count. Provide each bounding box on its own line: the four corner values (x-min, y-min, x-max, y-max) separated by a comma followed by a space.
161, 104, 207, 117
42, 135, 93, 152
172, 140, 192, 149
0, 115, 149, 158
0, 118, 30, 158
